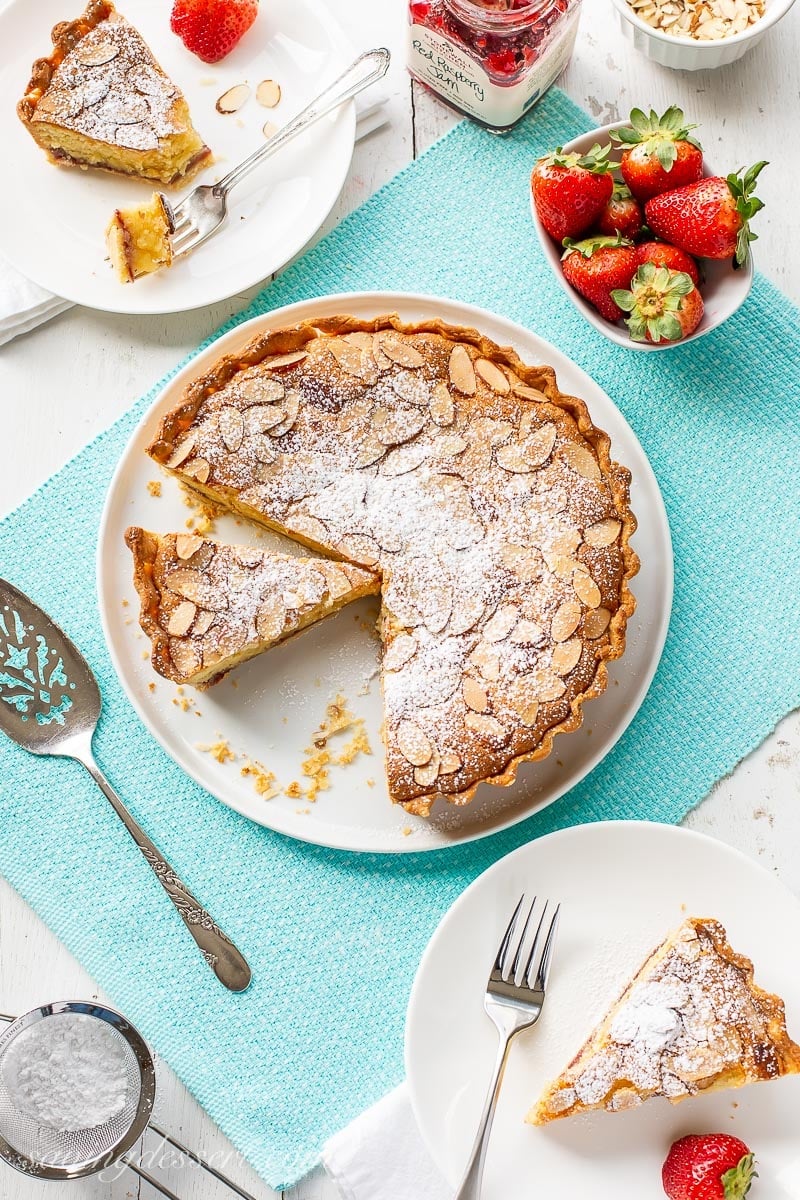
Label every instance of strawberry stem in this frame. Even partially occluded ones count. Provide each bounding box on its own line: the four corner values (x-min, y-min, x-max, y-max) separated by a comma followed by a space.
727, 161, 768, 268
721, 1152, 757, 1199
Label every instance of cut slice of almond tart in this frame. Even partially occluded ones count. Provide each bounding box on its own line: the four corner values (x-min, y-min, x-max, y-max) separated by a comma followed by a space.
125, 528, 380, 687
529, 916, 800, 1125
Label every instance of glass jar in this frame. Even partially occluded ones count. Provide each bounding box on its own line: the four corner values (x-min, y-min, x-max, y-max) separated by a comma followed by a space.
407, 0, 582, 131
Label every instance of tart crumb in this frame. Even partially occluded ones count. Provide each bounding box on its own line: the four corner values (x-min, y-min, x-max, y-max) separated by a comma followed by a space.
240, 759, 279, 798
285, 781, 303, 798
402, 827, 412, 837
148, 682, 156, 693
122, 598, 129, 608
198, 739, 236, 764
147, 480, 162, 497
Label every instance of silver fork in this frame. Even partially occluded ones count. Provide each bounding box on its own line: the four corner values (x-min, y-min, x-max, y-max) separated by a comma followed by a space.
454, 895, 561, 1200
165, 47, 391, 259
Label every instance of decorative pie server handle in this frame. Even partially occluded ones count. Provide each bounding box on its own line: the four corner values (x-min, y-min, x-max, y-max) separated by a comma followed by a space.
78, 749, 251, 993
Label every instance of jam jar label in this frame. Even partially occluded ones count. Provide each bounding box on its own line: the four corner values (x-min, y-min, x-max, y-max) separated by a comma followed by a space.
407, 14, 579, 128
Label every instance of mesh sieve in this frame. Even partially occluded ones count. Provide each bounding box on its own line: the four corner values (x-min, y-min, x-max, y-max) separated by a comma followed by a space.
0, 1002, 155, 1181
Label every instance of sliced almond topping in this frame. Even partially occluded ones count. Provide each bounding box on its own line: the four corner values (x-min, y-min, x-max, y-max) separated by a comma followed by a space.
500, 544, 542, 583
448, 592, 485, 637
463, 677, 489, 713
175, 533, 204, 560
421, 581, 453, 635
343, 332, 375, 352
495, 442, 529, 473
439, 750, 462, 774
322, 564, 354, 600
390, 369, 427, 405
327, 337, 376, 382
483, 604, 519, 643
506, 680, 540, 726
338, 396, 373, 432
430, 382, 455, 426
397, 719, 433, 767
534, 671, 567, 702
378, 333, 425, 368
256, 79, 281, 107
166, 433, 197, 469
219, 406, 245, 452
256, 603, 284, 643
465, 712, 509, 742
182, 457, 210, 484
372, 334, 393, 371
264, 351, 308, 371
431, 433, 468, 460
573, 569, 601, 609
234, 547, 263, 567
585, 518, 622, 548
167, 568, 227, 610
383, 633, 418, 672
448, 344, 476, 394
355, 434, 388, 469
246, 434, 278, 464
212, 623, 248, 659
167, 600, 196, 637
375, 406, 426, 447
75, 36, 119, 65
475, 358, 511, 394
380, 443, 429, 478
193, 610, 215, 637
525, 423, 558, 467
551, 598, 582, 642
561, 442, 602, 481
244, 403, 284, 433
552, 637, 582, 676
216, 83, 250, 114
584, 607, 611, 639
239, 376, 285, 405
337, 533, 380, 567
509, 618, 544, 646
169, 638, 202, 678
469, 642, 501, 681
514, 383, 549, 402
269, 390, 300, 437
414, 751, 441, 788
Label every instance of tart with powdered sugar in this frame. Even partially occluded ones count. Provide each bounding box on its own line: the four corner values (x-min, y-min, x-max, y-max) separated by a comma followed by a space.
125, 528, 380, 687
18, 1, 210, 185
145, 314, 638, 814
530, 917, 800, 1124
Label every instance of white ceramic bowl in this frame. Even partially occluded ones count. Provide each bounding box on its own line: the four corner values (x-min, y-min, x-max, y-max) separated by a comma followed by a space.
531, 121, 754, 352
610, 0, 796, 68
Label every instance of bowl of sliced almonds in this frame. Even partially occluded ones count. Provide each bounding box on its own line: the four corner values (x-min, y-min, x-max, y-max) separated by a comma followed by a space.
610, 0, 796, 68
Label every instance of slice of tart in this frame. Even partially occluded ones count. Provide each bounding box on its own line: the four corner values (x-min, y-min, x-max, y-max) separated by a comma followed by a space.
106, 191, 173, 282
145, 314, 638, 814
529, 917, 800, 1124
125, 528, 380, 687
18, 1, 211, 186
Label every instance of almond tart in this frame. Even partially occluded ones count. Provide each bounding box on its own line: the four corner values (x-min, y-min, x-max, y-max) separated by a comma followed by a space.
530, 917, 800, 1124
18, 0, 211, 186
145, 314, 639, 814
125, 528, 380, 686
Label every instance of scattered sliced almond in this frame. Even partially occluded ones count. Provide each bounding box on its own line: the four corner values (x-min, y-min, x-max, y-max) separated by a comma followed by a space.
585, 518, 622, 548
219, 406, 245, 452
175, 533, 204, 560
514, 383, 549, 402
500, 544, 542, 582
247, 434, 278, 464
216, 83, 250, 114
483, 604, 519, 643
167, 568, 227, 610
584, 607, 611, 639
269, 390, 300, 437
167, 433, 197, 469
169, 638, 202, 677
76, 36, 119, 65
509, 618, 543, 646
552, 638, 582, 676
475, 358, 511, 394
551, 598, 581, 642
430, 382, 455, 426
397, 719, 433, 767
421, 580, 453, 634
448, 593, 485, 637
374, 406, 426, 447
289, 513, 329, 544
384, 633, 418, 672
469, 642, 501, 682
355, 434, 388, 469
182, 457, 210, 484
439, 751, 462, 774
465, 712, 508, 742
506, 681, 540, 726
378, 333, 424, 368
256, 603, 284, 643
573, 568, 602, 609
534, 671, 567, 702
256, 79, 281, 107
372, 334, 393, 371
496, 424, 556, 473
193, 610, 215, 637
244, 403, 284, 434
448, 344, 476, 394
380, 443, 429, 477
323, 564, 356, 600
560, 442, 602, 481
262, 120, 279, 139
264, 351, 308, 371
167, 600, 196, 637
463, 677, 489, 713
414, 751, 441, 788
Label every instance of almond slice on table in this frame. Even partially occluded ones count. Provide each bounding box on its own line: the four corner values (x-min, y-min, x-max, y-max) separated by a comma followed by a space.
256, 79, 281, 108
216, 84, 250, 114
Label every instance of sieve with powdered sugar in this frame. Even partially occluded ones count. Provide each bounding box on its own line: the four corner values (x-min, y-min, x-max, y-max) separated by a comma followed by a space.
0, 1001, 257, 1198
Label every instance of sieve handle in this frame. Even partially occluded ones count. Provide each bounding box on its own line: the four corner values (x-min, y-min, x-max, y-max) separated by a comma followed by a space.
75, 746, 251, 993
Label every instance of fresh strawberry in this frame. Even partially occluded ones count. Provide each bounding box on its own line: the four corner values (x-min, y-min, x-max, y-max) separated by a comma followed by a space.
645, 162, 767, 266
531, 144, 614, 243
636, 240, 700, 286
662, 1134, 756, 1200
170, 0, 258, 63
611, 262, 704, 343
561, 235, 639, 322
597, 183, 644, 239
611, 106, 704, 202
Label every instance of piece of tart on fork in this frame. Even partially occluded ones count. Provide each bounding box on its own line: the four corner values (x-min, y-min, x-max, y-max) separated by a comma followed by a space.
105, 192, 174, 283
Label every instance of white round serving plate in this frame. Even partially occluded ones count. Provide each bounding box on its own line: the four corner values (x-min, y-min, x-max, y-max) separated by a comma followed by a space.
406, 821, 800, 1198
0, 0, 355, 314
97, 292, 673, 854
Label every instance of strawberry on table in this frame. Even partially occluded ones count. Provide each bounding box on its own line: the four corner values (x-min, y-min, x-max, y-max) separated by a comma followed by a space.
636, 240, 700, 286
561, 235, 639, 322
611, 106, 704, 202
531, 144, 614, 243
645, 162, 767, 266
611, 262, 704, 343
662, 1134, 756, 1200
597, 183, 644, 239
171, 0, 259, 63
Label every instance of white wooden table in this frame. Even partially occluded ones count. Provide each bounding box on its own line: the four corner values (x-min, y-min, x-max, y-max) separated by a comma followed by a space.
2, 1, 799, 1196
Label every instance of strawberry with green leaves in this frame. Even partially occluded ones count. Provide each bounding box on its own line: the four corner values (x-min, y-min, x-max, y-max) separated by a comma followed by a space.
171, 0, 258, 63
611, 106, 704, 202
662, 1134, 756, 1200
531, 143, 614, 243
645, 162, 767, 266
597, 183, 644, 239
611, 262, 704, 343
561, 235, 639, 322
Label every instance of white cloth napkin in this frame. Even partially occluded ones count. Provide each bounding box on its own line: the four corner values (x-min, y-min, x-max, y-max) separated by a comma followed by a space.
0, 93, 389, 349
323, 1085, 450, 1200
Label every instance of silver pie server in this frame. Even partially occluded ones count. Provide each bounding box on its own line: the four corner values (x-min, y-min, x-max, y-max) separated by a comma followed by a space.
0, 578, 251, 993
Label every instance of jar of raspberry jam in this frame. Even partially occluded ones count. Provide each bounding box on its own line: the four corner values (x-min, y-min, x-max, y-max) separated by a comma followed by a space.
407, 0, 582, 131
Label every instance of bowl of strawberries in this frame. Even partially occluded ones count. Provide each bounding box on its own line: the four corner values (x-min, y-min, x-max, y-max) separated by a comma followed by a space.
531, 106, 765, 350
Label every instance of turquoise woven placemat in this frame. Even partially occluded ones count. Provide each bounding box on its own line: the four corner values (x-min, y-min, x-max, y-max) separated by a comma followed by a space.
1, 87, 799, 1189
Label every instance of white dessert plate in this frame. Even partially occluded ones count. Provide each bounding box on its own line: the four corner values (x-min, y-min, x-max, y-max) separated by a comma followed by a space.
0, 0, 355, 314
406, 821, 800, 1197
97, 292, 673, 854
531, 123, 754, 352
